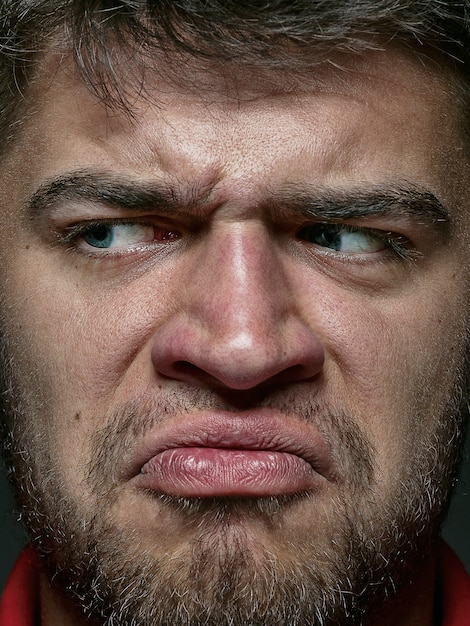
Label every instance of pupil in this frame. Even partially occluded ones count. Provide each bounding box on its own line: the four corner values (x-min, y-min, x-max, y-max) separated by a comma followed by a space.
85, 225, 113, 248
319, 226, 340, 250
299, 224, 341, 250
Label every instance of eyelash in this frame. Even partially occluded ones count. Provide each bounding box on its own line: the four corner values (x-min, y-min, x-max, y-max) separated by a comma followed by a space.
296, 222, 419, 262
60, 219, 180, 253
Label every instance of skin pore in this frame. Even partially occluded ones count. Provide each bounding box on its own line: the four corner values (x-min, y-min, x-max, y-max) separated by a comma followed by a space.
0, 45, 469, 625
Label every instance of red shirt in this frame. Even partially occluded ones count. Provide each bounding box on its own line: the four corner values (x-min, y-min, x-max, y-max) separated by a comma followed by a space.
0, 543, 469, 625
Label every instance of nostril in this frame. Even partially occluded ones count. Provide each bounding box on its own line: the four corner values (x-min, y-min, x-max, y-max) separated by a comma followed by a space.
154, 361, 200, 382
173, 361, 200, 375
275, 364, 322, 384
170, 360, 225, 386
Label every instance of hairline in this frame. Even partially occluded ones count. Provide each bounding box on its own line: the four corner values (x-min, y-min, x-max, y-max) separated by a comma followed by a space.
3, 32, 470, 154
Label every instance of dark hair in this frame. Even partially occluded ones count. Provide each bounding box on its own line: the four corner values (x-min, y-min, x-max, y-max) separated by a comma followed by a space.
0, 1, 469, 144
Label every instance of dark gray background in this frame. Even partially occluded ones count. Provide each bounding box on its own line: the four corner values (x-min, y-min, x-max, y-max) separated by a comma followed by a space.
0, 436, 468, 589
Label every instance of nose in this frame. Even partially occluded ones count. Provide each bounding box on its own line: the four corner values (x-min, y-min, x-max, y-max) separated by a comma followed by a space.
151, 223, 324, 391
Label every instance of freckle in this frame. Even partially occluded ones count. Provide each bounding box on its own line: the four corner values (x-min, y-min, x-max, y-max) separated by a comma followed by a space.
25, 244, 30, 250
74, 412, 81, 422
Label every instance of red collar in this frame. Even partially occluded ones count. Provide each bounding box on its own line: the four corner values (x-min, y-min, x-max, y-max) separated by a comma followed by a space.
0, 546, 38, 626
438, 542, 470, 626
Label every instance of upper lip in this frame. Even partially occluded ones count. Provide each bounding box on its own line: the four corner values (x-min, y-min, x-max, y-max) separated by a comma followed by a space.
128, 408, 336, 482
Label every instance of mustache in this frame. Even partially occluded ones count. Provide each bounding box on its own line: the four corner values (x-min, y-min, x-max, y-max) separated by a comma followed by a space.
87, 383, 374, 497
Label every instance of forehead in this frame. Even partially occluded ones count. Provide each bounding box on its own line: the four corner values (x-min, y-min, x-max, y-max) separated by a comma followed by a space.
4, 45, 470, 214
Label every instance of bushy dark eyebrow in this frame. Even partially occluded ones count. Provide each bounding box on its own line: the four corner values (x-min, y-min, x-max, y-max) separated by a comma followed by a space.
26, 169, 452, 236
271, 184, 452, 232
27, 170, 193, 218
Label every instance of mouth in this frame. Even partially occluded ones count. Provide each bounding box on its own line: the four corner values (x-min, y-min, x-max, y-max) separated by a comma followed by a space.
132, 410, 336, 498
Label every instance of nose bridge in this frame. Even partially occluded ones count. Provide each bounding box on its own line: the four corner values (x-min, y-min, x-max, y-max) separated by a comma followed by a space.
191, 221, 284, 344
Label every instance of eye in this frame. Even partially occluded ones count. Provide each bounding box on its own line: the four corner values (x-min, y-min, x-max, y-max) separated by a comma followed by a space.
297, 223, 389, 254
72, 221, 179, 251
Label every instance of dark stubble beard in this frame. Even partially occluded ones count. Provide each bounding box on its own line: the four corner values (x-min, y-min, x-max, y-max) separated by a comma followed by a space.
0, 356, 468, 626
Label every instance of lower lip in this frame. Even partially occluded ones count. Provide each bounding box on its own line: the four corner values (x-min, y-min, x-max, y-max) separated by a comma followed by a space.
138, 447, 321, 497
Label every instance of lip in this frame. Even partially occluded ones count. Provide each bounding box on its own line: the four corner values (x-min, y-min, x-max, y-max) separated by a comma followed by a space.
131, 409, 336, 498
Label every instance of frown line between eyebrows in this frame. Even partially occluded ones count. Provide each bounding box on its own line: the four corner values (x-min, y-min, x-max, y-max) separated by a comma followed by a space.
25, 169, 452, 237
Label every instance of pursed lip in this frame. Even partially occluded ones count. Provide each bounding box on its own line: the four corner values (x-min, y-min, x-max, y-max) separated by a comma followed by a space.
129, 409, 337, 497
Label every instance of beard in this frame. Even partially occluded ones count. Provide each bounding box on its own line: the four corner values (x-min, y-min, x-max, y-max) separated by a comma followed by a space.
0, 347, 468, 626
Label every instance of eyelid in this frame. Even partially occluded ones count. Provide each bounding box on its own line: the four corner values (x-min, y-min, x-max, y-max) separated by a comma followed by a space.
62, 216, 174, 237
63, 218, 138, 241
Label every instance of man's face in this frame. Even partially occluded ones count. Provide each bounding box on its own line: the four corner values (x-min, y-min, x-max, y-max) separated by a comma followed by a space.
0, 47, 469, 625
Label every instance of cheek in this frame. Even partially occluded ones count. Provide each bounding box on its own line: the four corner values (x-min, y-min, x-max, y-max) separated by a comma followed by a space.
2, 251, 172, 401
0, 251, 186, 491
318, 284, 468, 487
0, 263, 132, 476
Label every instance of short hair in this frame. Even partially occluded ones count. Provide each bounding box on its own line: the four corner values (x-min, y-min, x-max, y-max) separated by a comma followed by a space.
0, 1, 469, 148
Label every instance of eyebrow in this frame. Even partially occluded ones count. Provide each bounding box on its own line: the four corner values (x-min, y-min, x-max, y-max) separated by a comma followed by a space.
273, 184, 452, 231
26, 169, 452, 234
27, 170, 195, 218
